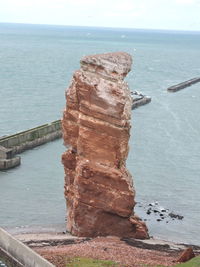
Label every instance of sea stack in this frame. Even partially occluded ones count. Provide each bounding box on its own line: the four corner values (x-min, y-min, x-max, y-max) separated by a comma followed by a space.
62, 52, 148, 239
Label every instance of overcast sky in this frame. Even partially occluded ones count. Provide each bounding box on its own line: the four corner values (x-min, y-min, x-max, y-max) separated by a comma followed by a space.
0, 0, 200, 31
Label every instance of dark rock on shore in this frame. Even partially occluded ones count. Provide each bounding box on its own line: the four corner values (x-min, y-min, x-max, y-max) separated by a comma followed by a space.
169, 212, 184, 220
136, 201, 184, 223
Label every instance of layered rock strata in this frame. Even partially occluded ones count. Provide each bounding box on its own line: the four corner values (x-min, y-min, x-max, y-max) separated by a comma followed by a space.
62, 52, 148, 239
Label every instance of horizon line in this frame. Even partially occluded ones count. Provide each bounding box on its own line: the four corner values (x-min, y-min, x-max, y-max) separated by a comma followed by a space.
1, 21, 200, 34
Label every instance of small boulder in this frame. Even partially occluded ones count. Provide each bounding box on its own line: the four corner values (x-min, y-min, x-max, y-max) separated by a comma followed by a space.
177, 247, 195, 263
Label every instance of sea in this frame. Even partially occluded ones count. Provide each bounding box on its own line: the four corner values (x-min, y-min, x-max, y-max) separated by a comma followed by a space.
0, 23, 200, 245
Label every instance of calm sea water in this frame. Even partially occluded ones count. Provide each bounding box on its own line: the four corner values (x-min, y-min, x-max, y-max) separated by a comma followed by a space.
0, 23, 200, 245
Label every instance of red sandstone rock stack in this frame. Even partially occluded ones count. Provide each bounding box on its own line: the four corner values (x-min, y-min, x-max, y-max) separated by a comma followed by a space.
62, 52, 148, 239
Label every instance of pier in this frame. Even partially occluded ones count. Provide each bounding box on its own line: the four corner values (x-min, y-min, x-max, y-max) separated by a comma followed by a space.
167, 77, 200, 92
0, 120, 61, 170
131, 91, 152, 109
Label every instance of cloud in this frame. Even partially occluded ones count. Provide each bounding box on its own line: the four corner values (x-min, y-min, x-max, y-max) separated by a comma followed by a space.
175, 0, 198, 4
0, 0, 200, 31
103, 0, 147, 19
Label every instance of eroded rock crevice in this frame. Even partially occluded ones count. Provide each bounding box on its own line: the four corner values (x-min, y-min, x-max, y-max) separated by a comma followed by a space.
62, 52, 149, 239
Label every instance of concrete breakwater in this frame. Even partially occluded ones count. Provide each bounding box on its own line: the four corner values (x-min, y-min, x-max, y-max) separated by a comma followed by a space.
131, 91, 151, 109
0, 228, 54, 267
0, 120, 62, 170
167, 77, 200, 92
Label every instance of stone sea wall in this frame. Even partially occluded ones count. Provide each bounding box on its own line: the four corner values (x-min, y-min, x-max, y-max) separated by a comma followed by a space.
0, 120, 61, 154
0, 120, 62, 170
0, 228, 54, 267
167, 77, 200, 92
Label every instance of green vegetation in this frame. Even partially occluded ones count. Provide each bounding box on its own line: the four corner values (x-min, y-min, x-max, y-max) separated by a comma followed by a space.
155, 256, 200, 267
173, 256, 200, 267
64, 255, 200, 267
66, 257, 119, 267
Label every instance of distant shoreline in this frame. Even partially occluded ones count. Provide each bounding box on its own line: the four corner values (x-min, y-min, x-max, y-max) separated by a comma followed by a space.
1, 22, 200, 34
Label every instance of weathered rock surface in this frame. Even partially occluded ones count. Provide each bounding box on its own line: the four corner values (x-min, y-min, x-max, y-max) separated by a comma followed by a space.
177, 247, 195, 262
62, 52, 149, 239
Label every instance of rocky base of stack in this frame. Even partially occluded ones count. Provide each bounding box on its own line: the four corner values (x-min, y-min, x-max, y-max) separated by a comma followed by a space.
62, 150, 148, 239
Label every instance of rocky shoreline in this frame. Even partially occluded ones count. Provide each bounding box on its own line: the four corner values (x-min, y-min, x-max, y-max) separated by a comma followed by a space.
7, 230, 200, 267
12, 230, 200, 252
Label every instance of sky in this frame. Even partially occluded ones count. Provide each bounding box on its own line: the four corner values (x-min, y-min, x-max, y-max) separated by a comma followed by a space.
0, 0, 200, 31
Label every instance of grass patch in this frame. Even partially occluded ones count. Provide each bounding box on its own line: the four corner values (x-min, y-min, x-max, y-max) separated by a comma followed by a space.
155, 255, 200, 267
173, 256, 200, 267
66, 257, 119, 267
